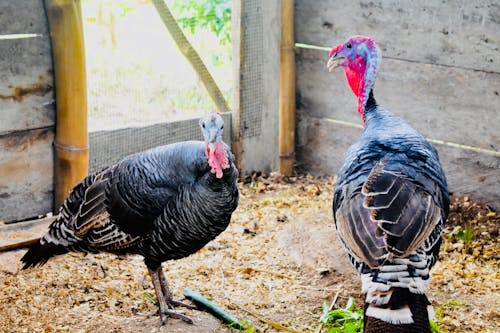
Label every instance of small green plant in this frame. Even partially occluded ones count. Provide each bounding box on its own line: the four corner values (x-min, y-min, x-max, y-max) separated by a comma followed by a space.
430, 319, 441, 333
238, 319, 256, 333
429, 299, 464, 333
457, 227, 474, 244
143, 291, 156, 304
429, 299, 465, 333
319, 297, 363, 333
435, 299, 464, 320
319, 297, 446, 333
449, 225, 475, 249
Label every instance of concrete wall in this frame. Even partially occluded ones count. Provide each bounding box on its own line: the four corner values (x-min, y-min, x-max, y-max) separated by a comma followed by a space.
295, 0, 500, 207
0, 1, 55, 222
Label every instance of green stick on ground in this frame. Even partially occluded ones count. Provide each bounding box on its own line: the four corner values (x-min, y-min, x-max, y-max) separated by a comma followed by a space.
183, 287, 245, 330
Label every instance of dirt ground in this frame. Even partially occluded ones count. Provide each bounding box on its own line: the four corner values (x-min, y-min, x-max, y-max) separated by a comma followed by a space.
0, 175, 498, 332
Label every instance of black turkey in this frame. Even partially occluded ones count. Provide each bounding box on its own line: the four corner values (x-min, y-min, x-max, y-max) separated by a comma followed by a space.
21, 112, 239, 325
328, 36, 449, 332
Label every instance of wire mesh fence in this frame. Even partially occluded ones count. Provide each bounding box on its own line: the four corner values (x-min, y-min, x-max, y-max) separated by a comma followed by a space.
89, 113, 231, 172
239, 0, 263, 139
82, 0, 234, 172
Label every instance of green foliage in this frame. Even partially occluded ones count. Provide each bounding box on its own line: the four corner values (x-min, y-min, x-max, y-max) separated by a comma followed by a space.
435, 299, 464, 320
319, 297, 363, 333
430, 319, 442, 333
238, 319, 256, 332
143, 291, 156, 304
172, 0, 232, 45
449, 225, 475, 248
319, 297, 448, 333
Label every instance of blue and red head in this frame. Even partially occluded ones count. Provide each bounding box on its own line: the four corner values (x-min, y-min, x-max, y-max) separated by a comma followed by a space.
199, 112, 229, 178
327, 35, 381, 123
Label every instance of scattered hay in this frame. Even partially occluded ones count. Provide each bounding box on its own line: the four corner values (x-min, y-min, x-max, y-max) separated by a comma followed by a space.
0, 175, 497, 332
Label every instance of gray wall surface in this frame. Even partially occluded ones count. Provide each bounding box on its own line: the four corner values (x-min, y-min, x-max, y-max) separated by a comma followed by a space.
295, 0, 500, 207
234, 0, 281, 174
0, 1, 55, 222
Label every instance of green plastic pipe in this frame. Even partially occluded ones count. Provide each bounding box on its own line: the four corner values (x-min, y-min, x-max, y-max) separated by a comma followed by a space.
183, 287, 245, 330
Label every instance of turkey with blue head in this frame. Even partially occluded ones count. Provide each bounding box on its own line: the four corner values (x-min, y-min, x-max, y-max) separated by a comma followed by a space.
327, 36, 449, 333
21, 112, 239, 325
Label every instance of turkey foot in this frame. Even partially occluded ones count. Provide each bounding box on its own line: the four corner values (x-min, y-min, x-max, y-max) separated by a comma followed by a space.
149, 266, 194, 325
160, 307, 193, 324
157, 265, 197, 310
168, 298, 197, 309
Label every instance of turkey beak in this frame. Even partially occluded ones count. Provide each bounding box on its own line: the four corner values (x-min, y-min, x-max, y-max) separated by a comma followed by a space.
327, 53, 345, 72
208, 129, 218, 153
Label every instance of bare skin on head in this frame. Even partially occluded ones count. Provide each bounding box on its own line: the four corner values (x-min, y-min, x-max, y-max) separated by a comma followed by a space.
200, 113, 229, 178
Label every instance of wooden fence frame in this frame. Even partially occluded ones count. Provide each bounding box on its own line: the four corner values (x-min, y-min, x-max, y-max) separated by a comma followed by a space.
45, 0, 88, 209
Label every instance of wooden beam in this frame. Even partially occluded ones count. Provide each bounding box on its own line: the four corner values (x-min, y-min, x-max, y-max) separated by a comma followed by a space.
0, 216, 55, 252
45, 0, 89, 209
279, 0, 296, 175
152, 0, 231, 114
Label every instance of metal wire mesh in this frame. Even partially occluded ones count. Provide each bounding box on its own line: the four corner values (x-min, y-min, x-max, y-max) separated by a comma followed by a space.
83, 1, 233, 173
239, 0, 263, 138
89, 113, 231, 173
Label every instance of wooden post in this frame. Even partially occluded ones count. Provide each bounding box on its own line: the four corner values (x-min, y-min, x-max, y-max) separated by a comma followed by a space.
279, 0, 295, 175
230, 0, 243, 170
45, 0, 88, 209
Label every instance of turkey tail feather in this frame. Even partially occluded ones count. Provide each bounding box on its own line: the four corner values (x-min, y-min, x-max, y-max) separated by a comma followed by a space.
20, 241, 68, 269
364, 291, 432, 333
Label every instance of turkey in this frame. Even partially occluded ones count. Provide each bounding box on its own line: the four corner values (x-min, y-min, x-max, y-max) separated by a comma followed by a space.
21, 112, 239, 325
327, 36, 449, 332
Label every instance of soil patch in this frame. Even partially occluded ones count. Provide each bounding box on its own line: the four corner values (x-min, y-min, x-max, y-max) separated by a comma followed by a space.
0, 175, 497, 332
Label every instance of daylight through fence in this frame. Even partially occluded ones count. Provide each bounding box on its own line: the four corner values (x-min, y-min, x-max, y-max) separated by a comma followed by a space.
84, 0, 233, 172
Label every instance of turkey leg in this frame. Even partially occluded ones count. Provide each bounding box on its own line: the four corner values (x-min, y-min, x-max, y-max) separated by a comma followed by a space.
157, 265, 197, 310
148, 266, 193, 325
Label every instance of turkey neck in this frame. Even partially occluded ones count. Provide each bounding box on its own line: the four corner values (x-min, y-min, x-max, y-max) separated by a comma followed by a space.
363, 89, 378, 119
362, 89, 400, 129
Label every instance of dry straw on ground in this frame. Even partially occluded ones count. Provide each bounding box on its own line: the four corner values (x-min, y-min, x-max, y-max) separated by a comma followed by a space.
0, 175, 498, 332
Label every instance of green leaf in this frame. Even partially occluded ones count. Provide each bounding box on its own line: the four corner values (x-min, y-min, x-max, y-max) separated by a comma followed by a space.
143, 291, 156, 304
321, 297, 445, 333
172, 0, 232, 45
320, 298, 363, 332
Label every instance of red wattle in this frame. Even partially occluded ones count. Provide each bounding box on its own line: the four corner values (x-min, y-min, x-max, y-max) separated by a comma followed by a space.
206, 142, 229, 179
344, 55, 367, 97
344, 55, 368, 124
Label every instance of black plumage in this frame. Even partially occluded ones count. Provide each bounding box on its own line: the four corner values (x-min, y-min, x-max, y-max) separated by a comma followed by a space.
328, 36, 449, 332
21, 113, 239, 325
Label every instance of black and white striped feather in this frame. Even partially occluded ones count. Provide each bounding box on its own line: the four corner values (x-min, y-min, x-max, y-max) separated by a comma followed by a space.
21, 141, 239, 270
333, 93, 449, 327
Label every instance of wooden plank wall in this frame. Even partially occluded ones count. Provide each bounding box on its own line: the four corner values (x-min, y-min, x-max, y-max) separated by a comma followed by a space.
294, 0, 500, 207
0, 1, 55, 222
